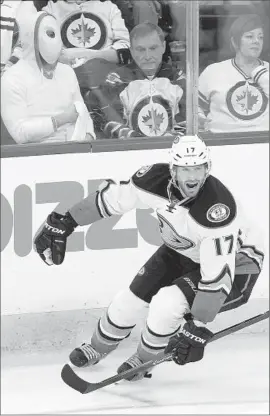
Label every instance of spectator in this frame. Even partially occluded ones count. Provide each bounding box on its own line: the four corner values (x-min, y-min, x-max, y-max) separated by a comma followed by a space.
94, 22, 186, 139
198, 14, 269, 133
129, 1, 186, 67
215, 0, 269, 62
110, 0, 134, 32
43, 0, 131, 89
0, 0, 36, 73
131, 1, 161, 27
1, 11, 95, 144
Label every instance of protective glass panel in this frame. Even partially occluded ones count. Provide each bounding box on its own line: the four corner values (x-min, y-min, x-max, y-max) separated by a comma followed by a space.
1, 0, 268, 149
1, 0, 187, 146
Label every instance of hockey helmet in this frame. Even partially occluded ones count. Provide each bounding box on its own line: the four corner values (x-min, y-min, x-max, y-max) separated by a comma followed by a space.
169, 134, 211, 174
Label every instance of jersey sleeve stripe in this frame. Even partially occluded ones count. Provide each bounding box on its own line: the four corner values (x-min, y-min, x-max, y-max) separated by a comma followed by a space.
95, 192, 103, 218
238, 245, 264, 271
199, 264, 232, 295
0, 23, 14, 30
98, 182, 113, 217
222, 274, 252, 309
96, 193, 108, 218
97, 190, 112, 218
1, 16, 15, 23
238, 243, 264, 259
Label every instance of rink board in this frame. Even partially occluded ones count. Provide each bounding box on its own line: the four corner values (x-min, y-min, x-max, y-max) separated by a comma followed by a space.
1, 298, 269, 353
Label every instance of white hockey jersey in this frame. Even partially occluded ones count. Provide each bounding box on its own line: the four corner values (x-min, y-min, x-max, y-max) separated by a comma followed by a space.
70, 163, 264, 303
120, 77, 183, 136
43, 0, 130, 54
0, 0, 36, 67
199, 58, 269, 132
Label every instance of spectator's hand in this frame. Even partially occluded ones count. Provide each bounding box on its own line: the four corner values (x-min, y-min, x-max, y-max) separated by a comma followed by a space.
172, 120, 186, 135
85, 133, 96, 141
54, 105, 78, 127
59, 48, 88, 65
64, 104, 79, 124
198, 113, 210, 132
1, 61, 14, 77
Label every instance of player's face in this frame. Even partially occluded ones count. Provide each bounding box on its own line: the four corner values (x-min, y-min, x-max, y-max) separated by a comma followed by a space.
173, 165, 207, 198
131, 31, 166, 76
239, 28, 263, 59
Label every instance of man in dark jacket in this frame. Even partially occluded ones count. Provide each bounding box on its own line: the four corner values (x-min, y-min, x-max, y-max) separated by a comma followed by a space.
86, 21, 186, 139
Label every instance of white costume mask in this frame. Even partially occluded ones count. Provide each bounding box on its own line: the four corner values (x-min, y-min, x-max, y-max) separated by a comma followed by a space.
35, 13, 62, 79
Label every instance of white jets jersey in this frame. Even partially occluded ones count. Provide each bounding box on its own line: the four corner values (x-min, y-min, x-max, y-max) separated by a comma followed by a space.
199, 58, 269, 132
43, 0, 130, 52
0, 0, 18, 66
89, 164, 264, 300
0, 1, 36, 66
120, 77, 183, 136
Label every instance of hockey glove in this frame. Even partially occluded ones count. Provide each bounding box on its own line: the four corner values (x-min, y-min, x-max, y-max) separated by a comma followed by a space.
34, 212, 78, 266
165, 320, 213, 365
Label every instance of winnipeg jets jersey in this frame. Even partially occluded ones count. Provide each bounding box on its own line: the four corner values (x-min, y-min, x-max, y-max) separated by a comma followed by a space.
199, 58, 269, 132
0, 0, 35, 67
119, 77, 183, 137
71, 163, 263, 305
43, 0, 130, 53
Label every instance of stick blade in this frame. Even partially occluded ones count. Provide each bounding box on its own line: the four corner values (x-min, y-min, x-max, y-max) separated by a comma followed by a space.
61, 364, 91, 394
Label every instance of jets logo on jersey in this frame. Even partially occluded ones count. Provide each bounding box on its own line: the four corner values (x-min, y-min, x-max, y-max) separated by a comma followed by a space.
61, 12, 107, 49
207, 203, 230, 223
157, 213, 195, 251
131, 96, 172, 137
136, 165, 153, 178
226, 81, 268, 120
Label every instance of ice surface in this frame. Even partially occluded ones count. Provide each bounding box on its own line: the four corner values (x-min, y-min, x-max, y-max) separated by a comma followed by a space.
1, 333, 269, 414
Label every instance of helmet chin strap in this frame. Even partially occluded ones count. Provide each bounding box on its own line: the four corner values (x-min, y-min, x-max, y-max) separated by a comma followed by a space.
168, 172, 187, 199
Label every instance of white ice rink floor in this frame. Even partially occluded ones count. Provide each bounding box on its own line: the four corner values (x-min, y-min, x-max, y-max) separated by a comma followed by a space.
2, 333, 269, 414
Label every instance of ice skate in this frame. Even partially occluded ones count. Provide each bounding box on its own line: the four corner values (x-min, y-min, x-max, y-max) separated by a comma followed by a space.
69, 343, 107, 368
117, 353, 152, 381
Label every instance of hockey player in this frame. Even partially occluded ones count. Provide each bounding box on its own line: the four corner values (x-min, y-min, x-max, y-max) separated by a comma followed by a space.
34, 135, 264, 380
199, 14, 269, 133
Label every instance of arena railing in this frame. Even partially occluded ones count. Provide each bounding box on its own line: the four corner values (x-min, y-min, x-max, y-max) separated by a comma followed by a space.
1, 131, 269, 159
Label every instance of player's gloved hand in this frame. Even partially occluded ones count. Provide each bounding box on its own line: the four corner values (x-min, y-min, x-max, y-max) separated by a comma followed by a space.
33, 212, 78, 266
165, 319, 213, 365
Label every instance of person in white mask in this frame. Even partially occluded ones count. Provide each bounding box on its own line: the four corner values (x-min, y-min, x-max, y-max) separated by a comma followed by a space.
1, 11, 95, 144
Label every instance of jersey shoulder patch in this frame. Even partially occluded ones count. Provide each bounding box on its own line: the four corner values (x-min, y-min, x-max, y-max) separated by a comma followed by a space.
131, 163, 170, 200
189, 176, 237, 228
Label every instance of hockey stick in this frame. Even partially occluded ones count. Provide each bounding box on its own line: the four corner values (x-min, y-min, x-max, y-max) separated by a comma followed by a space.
61, 310, 269, 394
